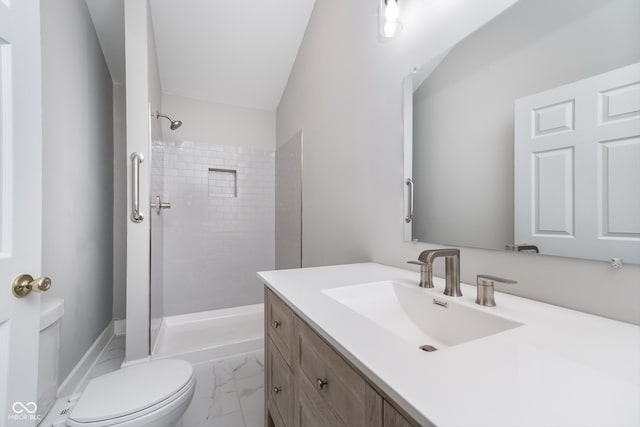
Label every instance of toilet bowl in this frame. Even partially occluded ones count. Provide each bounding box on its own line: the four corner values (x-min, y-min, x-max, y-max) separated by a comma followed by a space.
67, 359, 195, 427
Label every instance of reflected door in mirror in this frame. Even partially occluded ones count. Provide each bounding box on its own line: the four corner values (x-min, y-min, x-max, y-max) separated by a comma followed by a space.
514, 63, 640, 264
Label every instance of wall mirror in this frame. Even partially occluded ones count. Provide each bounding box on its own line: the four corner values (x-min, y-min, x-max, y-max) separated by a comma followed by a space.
403, 0, 640, 264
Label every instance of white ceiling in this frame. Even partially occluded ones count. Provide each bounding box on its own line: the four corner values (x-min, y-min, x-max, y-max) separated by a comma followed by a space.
150, 0, 315, 112
86, 0, 315, 112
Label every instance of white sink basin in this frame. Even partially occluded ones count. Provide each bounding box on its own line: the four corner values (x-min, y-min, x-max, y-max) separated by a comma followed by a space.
322, 281, 522, 351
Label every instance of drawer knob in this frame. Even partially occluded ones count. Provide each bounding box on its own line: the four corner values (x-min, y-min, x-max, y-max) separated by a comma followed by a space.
316, 378, 328, 390
272, 320, 281, 328
273, 386, 281, 395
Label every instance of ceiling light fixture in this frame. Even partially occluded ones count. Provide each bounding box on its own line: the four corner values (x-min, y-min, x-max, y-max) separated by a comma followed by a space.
380, 0, 403, 39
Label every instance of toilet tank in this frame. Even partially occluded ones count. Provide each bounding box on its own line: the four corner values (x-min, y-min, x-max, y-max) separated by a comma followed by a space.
38, 297, 64, 424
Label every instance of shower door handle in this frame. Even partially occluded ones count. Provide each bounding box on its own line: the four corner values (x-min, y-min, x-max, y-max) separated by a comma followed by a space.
130, 152, 144, 223
405, 178, 414, 223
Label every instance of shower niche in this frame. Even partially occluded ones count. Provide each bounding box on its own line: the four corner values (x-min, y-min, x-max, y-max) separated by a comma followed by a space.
208, 168, 238, 198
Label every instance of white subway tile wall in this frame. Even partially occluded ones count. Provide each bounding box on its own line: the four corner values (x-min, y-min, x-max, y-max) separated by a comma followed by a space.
152, 140, 275, 316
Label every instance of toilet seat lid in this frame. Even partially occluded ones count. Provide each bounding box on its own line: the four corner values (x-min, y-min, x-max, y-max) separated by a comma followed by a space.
69, 359, 193, 424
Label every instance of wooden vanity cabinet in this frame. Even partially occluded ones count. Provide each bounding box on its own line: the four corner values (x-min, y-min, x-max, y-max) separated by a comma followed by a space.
266, 287, 295, 365
266, 287, 295, 427
265, 288, 421, 427
266, 340, 294, 427
383, 401, 418, 427
294, 318, 382, 427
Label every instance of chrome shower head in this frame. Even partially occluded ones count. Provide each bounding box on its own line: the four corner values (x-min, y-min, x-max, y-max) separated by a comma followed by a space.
156, 112, 182, 131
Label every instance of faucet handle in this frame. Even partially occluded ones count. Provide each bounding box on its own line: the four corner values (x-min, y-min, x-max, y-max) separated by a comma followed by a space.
477, 275, 517, 286
407, 260, 434, 288
476, 275, 517, 307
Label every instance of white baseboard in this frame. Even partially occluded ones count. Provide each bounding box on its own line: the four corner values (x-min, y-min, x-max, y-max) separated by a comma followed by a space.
57, 321, 114, 397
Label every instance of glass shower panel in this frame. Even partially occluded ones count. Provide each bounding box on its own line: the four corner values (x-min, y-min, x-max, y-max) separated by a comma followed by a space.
275, 130, 303, 269
150, 134, 165, 351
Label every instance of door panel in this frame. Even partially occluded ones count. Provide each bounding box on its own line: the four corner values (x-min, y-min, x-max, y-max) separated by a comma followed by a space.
599, 137, 640, 237
533, 147, 574, 236
0, 0, 43, 425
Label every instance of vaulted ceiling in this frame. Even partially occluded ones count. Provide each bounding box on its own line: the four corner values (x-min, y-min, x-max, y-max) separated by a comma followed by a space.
87, 0, 315, 112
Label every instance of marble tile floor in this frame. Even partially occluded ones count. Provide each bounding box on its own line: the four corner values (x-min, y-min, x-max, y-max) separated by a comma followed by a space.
178, 349, 265, 427
39, 334, 127, 427
77, 333, 126, 393
84, 336, 265, 426
41, 334, 263, 427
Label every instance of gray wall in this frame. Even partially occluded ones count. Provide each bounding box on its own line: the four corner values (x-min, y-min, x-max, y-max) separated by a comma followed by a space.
276, 0, 640, 325
41, 0, 114, 380
412, 0, 640, 250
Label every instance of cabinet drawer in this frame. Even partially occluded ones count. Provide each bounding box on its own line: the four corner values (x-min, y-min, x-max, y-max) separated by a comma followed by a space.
295, 319, 381, 427
297, 373, 345, 427
267, 338, 293, 427
266, 289, 294, 365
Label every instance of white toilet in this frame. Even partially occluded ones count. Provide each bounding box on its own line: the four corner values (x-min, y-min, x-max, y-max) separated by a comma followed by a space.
66, 359, 195, 427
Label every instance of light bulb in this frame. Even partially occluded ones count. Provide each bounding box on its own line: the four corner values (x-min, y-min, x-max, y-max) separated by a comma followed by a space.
384, 21, 399, 37
385, 0, 400, 22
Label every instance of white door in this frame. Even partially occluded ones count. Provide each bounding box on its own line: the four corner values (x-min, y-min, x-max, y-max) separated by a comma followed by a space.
515, 63, 640, 263
0, 0, 45, 426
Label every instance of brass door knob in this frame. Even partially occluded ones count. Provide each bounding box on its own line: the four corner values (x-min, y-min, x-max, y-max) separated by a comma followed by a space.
12, 274, 52, 298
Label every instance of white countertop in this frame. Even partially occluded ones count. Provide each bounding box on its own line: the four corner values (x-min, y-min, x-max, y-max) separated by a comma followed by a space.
258, 263, 640, 427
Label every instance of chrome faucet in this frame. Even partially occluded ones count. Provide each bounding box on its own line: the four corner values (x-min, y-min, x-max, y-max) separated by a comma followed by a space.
475, 275, 517, 307
408, 249, 462, 296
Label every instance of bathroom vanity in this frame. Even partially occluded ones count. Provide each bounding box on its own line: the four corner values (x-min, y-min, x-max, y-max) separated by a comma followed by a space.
259, 263, 640, 427
264, 286, 417, 427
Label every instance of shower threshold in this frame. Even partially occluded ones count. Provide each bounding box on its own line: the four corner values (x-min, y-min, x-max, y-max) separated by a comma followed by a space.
152, 303, 264, 363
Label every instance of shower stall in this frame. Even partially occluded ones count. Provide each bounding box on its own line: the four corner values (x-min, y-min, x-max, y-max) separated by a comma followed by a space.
146, 114, 302, 364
